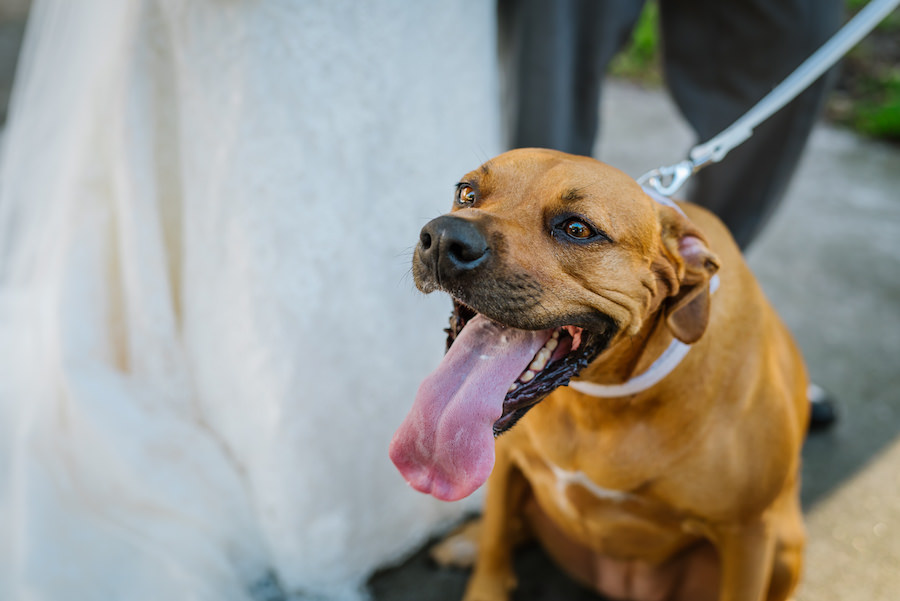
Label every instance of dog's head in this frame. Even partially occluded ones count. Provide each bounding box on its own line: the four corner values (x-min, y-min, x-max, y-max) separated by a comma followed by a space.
391, 149, 719, 501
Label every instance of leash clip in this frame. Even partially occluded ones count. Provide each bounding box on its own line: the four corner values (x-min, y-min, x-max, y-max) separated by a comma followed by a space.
637, 130, 745, 198
637, 159, 694, 197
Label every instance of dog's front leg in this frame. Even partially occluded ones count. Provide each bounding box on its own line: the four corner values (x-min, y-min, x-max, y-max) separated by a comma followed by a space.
463, 442, 527, 601
714, 517, 777, 601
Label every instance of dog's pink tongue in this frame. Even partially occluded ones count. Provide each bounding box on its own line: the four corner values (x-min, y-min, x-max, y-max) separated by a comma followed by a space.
390, 314, 551, 501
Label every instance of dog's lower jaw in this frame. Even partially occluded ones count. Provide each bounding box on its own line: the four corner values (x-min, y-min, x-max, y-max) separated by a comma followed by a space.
493, 326, 615, 435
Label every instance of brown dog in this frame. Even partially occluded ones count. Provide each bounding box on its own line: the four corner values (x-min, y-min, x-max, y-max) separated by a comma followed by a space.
390, 149, 808, 601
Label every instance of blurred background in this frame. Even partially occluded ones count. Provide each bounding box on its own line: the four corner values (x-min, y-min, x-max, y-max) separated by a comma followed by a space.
608, 0, 900, 144
1, 1, 898, 600
0, 0, 27, 126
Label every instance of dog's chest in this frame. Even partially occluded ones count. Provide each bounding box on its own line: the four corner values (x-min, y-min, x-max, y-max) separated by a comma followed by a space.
524, 451, 648, 516
548, 462, 633, 501
516, 443, 696, 561
520, 411, 670, 502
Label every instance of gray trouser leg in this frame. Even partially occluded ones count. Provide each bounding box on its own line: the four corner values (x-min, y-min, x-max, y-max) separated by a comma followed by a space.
498, 0, 645, 155
660, 0, 842, 249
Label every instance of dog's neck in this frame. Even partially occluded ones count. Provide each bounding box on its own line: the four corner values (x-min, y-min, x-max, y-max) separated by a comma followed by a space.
570, 187, 718, 398
573, 310, 674, 393
570, 273, 719, 398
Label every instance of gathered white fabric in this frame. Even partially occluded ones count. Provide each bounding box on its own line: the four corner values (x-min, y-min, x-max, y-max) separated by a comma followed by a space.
0, 1, 500, 600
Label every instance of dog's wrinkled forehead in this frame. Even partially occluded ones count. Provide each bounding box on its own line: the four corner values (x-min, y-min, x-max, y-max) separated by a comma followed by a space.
456, 149, 656, 236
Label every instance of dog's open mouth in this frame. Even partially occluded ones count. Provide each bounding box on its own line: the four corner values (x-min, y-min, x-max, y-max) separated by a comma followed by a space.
445, 301, 607, 436
389, 299, 611, 502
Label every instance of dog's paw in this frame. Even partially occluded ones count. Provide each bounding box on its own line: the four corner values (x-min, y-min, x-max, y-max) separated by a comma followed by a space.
430, 519, 482, 568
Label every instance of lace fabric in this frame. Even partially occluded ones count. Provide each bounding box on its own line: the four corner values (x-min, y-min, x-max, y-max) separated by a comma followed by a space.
0, 1, 500, 599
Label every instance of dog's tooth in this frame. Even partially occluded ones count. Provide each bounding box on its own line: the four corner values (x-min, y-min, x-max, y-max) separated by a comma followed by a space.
545, 338, 559, 351
529, 355, 548, 372
531, 348, 551, 370
508, 383, 518, 393
519, 370, 535, 383
552, 330, 560, 340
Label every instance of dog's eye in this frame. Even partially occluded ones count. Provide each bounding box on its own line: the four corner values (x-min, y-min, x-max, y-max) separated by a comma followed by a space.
456, 185, 476, 206
551, 214, 609, 244
563, 219, 594, 240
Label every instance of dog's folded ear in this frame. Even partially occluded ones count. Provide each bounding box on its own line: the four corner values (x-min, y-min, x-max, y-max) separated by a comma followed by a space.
657, 207, 721, 344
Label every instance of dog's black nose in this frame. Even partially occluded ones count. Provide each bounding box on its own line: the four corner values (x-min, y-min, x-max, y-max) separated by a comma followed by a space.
419, 215, 489, 277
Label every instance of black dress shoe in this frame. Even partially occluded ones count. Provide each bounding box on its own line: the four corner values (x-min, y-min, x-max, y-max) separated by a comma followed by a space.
807, 383, 838, 432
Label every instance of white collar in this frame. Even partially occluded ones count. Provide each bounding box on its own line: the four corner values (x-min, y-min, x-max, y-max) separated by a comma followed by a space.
567, 188, 718, 398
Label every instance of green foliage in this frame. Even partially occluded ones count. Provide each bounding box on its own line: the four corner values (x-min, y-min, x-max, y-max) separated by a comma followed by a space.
853, 73, 900, 140
609, 2, 661, 83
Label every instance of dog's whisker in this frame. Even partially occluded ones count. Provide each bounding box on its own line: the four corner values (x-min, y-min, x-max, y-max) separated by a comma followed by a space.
470, 145, 491, 169
398, 268, 415, 288
394, 244, 418, 260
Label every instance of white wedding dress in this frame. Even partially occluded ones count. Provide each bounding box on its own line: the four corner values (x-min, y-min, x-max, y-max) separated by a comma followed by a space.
0, 1, 500, 600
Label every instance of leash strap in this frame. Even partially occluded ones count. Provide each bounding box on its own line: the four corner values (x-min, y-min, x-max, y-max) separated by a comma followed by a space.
639, 0, 900, 197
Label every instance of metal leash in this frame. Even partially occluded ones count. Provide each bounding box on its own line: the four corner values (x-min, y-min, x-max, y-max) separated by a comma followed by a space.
639, 0, 900, 197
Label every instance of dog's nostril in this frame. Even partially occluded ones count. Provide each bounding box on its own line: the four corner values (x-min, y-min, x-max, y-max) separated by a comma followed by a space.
420, 231, 432, 250
448, 241, 485, 264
